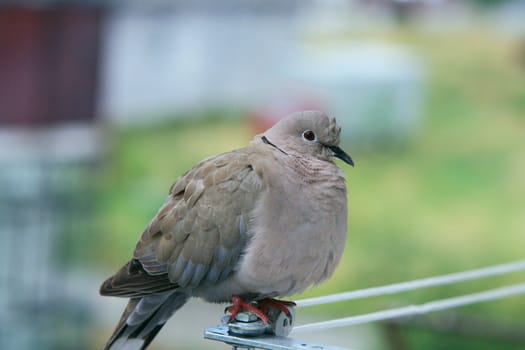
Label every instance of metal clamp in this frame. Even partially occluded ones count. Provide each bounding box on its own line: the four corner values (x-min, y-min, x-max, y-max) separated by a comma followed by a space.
204, 305, 352, 350
204, 325, 352, 350
223, 304, 295, 337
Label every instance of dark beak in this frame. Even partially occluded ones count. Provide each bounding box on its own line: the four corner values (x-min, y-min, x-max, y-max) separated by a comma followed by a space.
329, 145, 354, 167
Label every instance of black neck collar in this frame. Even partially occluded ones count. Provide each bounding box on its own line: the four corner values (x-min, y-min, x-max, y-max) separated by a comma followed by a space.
261, 136, 288, 155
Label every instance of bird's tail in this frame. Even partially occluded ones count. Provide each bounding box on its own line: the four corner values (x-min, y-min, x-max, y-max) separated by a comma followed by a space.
103, 291, 189, 350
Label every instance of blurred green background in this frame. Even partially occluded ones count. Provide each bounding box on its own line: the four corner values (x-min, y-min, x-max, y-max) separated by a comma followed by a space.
1, 1, 525, 350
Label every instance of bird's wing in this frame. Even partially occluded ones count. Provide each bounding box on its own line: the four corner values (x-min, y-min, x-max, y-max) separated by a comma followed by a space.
100, 150, 263, 297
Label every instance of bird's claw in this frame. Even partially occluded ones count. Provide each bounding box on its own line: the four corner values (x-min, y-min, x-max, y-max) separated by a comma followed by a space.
257, 298, 296, 318
225, 296, 297, 324
226, 296, 270, 323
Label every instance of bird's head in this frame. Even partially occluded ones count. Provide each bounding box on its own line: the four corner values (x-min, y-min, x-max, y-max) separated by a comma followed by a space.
261, 110, 354, 167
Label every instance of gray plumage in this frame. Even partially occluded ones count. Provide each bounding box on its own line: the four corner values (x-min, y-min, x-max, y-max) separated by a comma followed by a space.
100, 110, 353, 350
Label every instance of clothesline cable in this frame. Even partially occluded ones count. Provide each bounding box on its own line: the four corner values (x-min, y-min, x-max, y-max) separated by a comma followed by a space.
292, 282, 525, 333
295, 260, 525, 308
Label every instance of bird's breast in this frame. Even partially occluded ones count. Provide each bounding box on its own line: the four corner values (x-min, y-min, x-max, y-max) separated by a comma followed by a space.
236, 164, 348, 297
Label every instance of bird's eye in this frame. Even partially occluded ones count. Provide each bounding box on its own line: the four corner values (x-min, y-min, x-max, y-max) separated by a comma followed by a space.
302, 130, 317, 143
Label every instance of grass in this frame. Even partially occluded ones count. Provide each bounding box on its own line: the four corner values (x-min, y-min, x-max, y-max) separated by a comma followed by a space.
93, 26, 525, 349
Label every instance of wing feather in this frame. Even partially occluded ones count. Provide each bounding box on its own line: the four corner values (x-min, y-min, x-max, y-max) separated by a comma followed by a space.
102, 149, 262, 298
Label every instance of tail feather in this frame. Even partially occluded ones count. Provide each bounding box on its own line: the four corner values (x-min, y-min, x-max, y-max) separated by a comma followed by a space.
104, 291, 189, 350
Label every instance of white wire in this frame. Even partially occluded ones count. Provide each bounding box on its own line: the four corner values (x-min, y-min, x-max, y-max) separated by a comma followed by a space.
292, 282, 525, 333
296, 260, 525, 307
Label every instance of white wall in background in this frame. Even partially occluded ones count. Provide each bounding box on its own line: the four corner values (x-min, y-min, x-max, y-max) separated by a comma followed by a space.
98, 10, 298, 124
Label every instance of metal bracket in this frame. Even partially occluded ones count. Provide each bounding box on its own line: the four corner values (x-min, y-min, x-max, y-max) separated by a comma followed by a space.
204, 325, 352, 350
204, 306, 353, 350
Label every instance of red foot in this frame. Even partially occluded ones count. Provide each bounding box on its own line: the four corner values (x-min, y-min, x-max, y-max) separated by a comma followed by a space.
226, 296, 270, 323
258, 298, 296, 318
226, 296, 296, 324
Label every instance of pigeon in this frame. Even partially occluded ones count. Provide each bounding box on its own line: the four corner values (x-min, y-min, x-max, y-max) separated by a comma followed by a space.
100, 110, 354, 350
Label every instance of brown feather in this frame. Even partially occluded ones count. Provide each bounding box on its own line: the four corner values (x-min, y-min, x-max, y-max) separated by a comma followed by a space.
100, 260, 175, 298
103, 149, 262, 299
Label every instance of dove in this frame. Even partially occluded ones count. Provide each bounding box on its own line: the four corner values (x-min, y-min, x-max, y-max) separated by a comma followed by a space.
100, 110, 354, 350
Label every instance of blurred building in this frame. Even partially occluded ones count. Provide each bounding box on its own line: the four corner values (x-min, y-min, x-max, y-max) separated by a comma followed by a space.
0, 6, 102, 349
98, 0, 302, 124
98, 1, 426, 147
